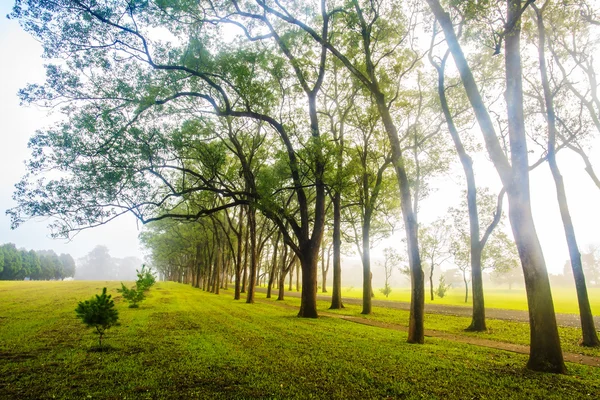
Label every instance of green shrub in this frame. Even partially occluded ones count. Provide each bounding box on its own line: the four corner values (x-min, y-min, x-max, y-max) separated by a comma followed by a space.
436, 275, 451, 298
379, 284, 392, 298
135, 264, 156, 292
117, 282, 145, 308
75, 287, 119, 347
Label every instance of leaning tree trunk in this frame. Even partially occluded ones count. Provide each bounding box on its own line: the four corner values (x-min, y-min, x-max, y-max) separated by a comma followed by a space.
376, 95, 424, 344
533, 4, 600, 347
505, 0, 565, 373
432, 46, 487, 331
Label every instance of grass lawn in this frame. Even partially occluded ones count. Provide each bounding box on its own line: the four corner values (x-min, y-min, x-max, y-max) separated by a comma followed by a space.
272, 296, 600, 358
1, 281, 599, 399
323, 285, 600, 315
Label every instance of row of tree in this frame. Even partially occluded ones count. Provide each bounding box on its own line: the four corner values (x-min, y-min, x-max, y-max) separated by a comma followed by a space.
9, 0, 600, 373
0, 243, 75, 281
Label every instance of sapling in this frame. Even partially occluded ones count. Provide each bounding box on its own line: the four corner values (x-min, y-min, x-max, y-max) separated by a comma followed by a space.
117, 282, 145, 308
435, 275, 451, 299
135, 264, 156, 291
75, 287, 119, 348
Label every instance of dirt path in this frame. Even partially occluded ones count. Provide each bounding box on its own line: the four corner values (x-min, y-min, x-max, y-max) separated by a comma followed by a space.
255, 287, 599, 328
254, 289, 600, 368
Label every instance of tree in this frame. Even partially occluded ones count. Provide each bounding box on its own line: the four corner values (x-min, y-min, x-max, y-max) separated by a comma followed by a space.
419, 219, 452, 301
529, 2, 599, 347
379, 247, 401, 299
59, 253, 76, 279
9, 0, 334, 319
428, 24, 505, 331
251, 0, 427, 343
341, 105, 396, 313
76, 246, 114, 281
75, 287, 119, 348
0, 244, 23, 280
117, 283, 145, 308
20, 250, 41, 280
425, 0, 566, 372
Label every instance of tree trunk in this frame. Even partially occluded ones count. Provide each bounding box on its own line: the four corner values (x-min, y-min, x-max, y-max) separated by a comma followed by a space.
375, 95, 424, 344
361, 215, 372, 314
296, 260, 300, 292
463, 270, 468, 303
267, 234, 280, 299
215, 246, 220, 295
246, 206, 257, 304
241, 218, 249, 294
278, 272, 286, 301
468, 245, 486, 331
429, 265, 434, 301
330, 191, 344, 309
533, 4, 600, 347
505, 0, 565, 373
321, 244, 328, 293
298, 252, 318, 318
277, 246, 289, 300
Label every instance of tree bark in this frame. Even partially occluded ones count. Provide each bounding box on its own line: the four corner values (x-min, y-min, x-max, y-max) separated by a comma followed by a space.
246, 206, 257, 304
298, 252, 318, 318
463, 269, 468, 303
361, 215, 372, 314
241, 217, 249, 293
267, 233, 280, 299
330, 191, 344, 309
429, 264, 434, 301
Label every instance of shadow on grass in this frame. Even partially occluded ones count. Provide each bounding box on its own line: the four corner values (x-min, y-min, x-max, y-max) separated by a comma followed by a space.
87, 344, 118, 353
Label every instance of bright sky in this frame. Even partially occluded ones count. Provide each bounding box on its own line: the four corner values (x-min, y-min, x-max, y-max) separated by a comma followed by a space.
1, 2, 599, 274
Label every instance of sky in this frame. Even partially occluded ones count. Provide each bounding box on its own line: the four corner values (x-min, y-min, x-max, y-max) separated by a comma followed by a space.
0, 1, 599, 276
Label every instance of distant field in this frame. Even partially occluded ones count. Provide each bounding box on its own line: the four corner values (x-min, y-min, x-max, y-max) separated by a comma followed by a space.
1, 281, 599, 399
321, 285, 600, 315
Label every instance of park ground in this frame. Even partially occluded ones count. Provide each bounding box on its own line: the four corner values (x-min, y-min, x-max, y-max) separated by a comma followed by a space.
1, 281, 599, 399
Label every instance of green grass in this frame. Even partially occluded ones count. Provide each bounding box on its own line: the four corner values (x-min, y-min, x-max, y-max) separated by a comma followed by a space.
271, 296, 600, 358
1, 281, 599, 399
317, 285, 600, 315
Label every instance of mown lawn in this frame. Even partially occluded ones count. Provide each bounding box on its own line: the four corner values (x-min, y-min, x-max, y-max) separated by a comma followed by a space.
1, 281, 599, 399
273, 297, 600, 358
324, 285, 600, 315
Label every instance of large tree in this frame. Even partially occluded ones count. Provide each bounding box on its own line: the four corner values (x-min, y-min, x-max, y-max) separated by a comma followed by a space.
425, 0, 566, 372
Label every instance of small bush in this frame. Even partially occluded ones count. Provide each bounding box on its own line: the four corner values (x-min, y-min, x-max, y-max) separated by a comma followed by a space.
436, 275, 451, 298
379, 284, 392, 298
75, 287, 119, 347
136, 264, 156, 292
117, 282, 145, 308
